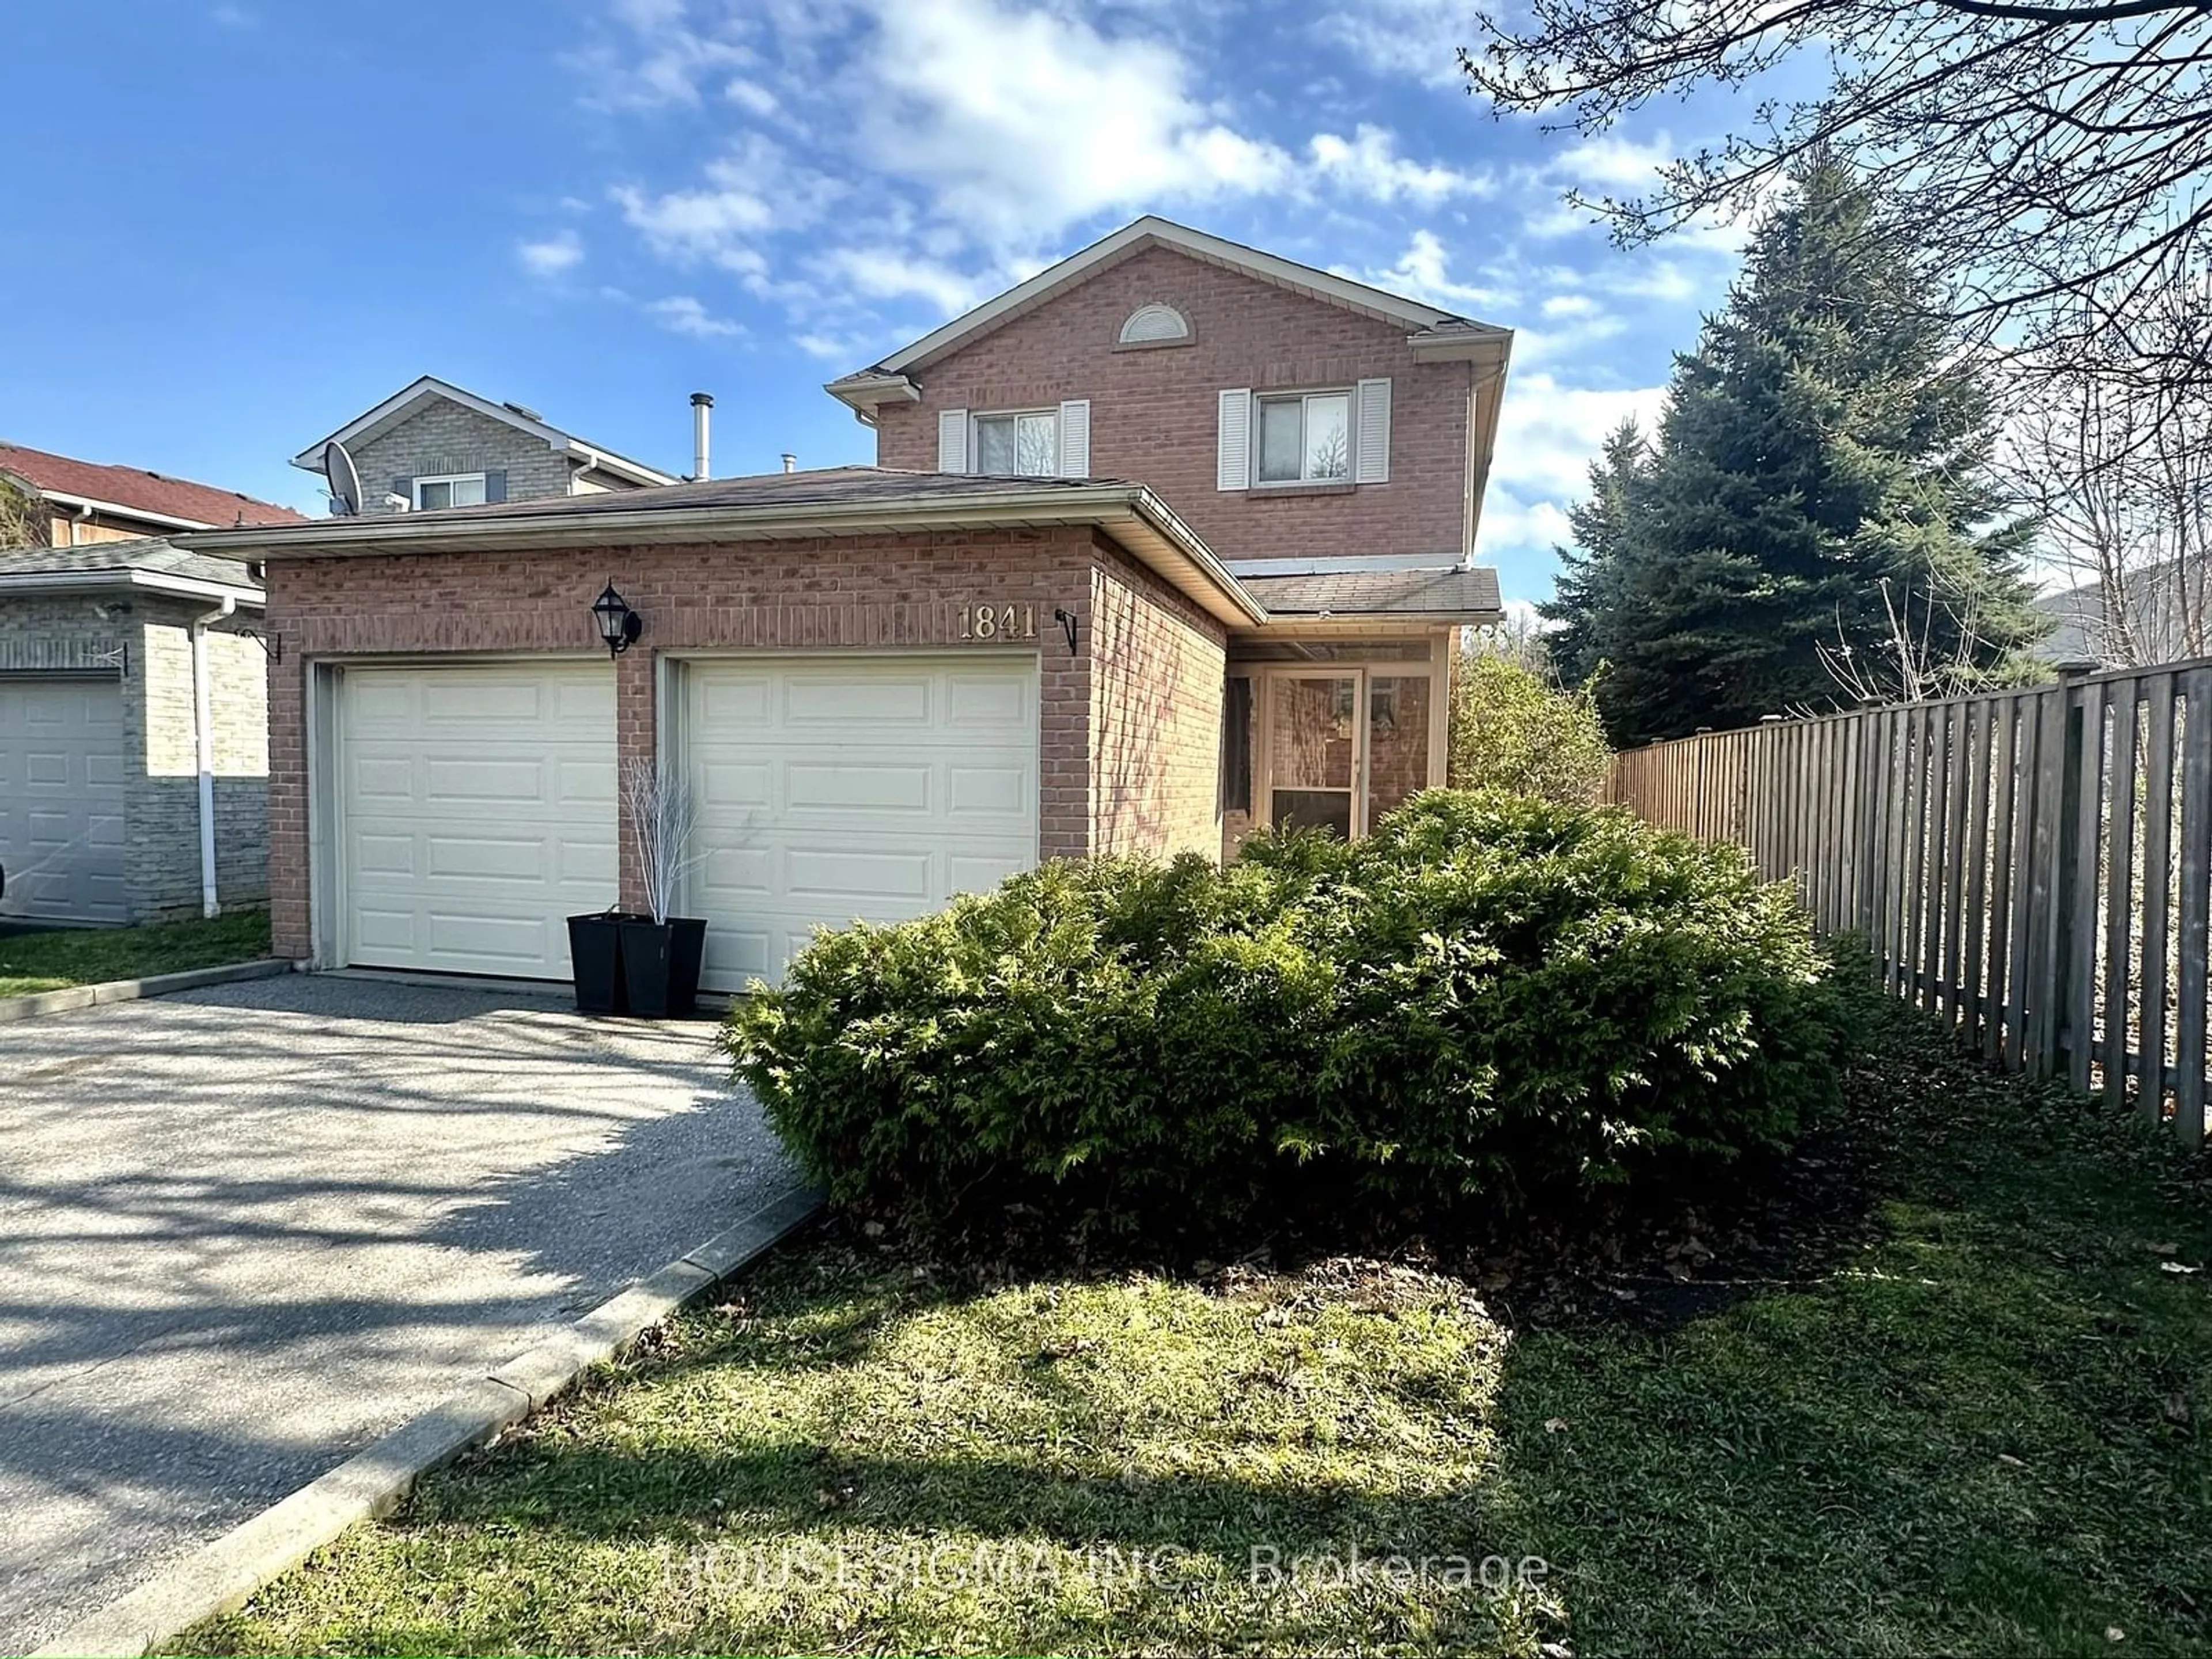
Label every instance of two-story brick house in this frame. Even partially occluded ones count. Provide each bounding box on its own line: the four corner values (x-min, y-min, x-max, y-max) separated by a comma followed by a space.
290, 376, 679, 512
183, 217, 1512, 991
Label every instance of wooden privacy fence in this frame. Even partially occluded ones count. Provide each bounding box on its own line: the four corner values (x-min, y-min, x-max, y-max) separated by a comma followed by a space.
1605, 658, 2212, 1144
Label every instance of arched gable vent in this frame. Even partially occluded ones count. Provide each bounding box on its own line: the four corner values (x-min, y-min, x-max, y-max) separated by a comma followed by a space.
1118, 303, 1192, 345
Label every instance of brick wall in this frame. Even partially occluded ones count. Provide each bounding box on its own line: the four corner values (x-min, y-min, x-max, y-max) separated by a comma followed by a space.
261, 526, 1229, 961
350, 400, 572, 514
1089, 544, 1226, 858
873, 244, 1476, 562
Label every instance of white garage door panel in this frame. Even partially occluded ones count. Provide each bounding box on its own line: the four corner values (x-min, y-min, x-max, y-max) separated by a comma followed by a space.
0, 680, 128, 923
339, 663, 614, 979
684, 657, 1038, 992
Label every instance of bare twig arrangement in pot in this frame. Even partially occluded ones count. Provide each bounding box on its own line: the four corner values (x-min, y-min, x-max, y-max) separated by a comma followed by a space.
620, 756, 703, 926
606, 759, 713, 1017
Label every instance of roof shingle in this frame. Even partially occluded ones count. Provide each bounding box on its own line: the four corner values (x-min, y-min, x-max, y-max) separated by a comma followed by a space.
1236, 566, 1502, 618
0, 536, 262, 593
0, 441, 306, 529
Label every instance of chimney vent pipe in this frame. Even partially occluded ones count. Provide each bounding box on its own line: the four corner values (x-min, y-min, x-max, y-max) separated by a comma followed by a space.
690, 392, 713, 480
781, 452, 797, 474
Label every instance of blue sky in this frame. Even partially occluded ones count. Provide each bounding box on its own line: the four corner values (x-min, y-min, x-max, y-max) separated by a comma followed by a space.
3, 0, 1759, 604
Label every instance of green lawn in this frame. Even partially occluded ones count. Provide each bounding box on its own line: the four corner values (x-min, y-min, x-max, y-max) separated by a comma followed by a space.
0, 911, 272, 998
177, 969, 2212, 1658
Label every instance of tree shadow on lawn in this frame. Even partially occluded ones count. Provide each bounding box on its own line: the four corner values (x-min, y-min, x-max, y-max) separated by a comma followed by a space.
180, 975, 2212, 1659
1480, 978, 2212, 1658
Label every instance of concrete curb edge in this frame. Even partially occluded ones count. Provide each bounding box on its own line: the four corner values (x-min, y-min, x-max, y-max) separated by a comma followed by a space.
0, 958, 296, 1024
31, 1184, 825, 1658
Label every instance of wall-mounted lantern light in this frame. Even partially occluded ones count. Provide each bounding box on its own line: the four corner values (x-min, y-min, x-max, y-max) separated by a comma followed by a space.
593, 582, 642, 657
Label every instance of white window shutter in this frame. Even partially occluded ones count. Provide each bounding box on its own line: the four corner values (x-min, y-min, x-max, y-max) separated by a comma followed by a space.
1217, 388, 1252, 491
1058, 399, 1090, 478
938, 407, 969, 474
1354, 377, 1392, 484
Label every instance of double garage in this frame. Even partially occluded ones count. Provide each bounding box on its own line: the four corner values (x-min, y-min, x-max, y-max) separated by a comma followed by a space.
325, 654, 1040, 993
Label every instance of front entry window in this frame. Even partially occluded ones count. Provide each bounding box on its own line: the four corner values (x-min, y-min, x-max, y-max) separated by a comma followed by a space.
1366, 675, 1433, 827
1268, 674, 1358, 837
1240, 667, 1435, 847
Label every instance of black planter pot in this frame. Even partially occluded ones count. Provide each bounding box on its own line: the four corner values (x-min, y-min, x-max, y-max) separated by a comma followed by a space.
567, 912, 642, 1014
617, 916, 709, 1018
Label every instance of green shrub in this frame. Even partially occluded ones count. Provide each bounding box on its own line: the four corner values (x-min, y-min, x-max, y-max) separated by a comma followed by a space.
1448, 653, 1612, 806
725, 791, 1841, 1244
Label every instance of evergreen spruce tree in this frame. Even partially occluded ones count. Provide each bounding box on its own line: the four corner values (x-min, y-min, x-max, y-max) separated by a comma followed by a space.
1546, 160, 2042, 747
1541, 417, 1652, 688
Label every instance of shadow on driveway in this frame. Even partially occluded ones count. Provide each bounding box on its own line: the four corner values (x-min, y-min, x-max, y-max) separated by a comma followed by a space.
0, 971, 805, 1652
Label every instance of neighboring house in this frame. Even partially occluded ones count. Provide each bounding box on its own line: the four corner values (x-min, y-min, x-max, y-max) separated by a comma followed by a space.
183, 215, 1513, 993
0, 439, 305, 544
291, 376, 677, 513
2033, 560, 2209, 668
0, 540, 269, 924
0, 444, 297, 925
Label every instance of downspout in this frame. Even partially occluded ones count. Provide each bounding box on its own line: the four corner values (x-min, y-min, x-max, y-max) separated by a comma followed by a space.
190, 597, 235, 918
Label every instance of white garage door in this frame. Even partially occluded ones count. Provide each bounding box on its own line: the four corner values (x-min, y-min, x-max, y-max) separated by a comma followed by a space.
682, 656, 1039, 991
0, 679, 127, 923
338, 662, 615, 979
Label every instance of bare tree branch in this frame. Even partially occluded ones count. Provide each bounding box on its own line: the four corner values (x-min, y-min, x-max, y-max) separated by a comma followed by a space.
1463, 0, 2212, 389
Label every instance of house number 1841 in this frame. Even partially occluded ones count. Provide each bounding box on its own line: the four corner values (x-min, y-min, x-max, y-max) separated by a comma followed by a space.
959, 603, 1039, 642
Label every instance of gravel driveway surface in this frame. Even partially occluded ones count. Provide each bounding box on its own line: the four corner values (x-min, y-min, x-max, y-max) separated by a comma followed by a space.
0, 972, 805, 1652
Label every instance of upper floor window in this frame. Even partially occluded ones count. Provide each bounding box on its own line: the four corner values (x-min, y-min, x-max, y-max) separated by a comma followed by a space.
974, 410, 1059, 477
414, 472, 486, 510
940, 400, 1089, 478
1217, 380, 1389, 492
1256, 392, 1351, 484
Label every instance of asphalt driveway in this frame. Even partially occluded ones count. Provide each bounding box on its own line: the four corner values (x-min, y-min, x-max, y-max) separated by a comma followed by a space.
0, 973, 806, 1653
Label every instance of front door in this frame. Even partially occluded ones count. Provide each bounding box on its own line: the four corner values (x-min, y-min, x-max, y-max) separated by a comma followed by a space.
1266, 672, 1361, 837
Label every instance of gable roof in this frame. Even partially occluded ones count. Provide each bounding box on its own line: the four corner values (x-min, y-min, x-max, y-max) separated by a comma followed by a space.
826, 215, 1513, 412
289, 376, 678, 488
0, 441, 306, 530
0, 536, 264, 607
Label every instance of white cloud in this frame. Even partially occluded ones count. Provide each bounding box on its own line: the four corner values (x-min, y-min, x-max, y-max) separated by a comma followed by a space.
1307, 125, 1492, 204
611, 132, 842, 278
646, 295, 746, 338
517, 230, 585, 275
846, 0, 1297, 247
1352, 229, 1508, 313
612, 180, 774, 267
210, 3, 255, 25
812, 247, 990, 316
588, 0, 1486, 346
724, 77, 780, 115
1493, 372, 1667, 499
1552, 131, 1676, 194
1313, 0, 1474, 88
1476, 370, 1668, 559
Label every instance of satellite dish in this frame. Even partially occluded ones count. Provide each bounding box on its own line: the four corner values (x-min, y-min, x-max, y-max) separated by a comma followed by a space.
321, 440, 362, 517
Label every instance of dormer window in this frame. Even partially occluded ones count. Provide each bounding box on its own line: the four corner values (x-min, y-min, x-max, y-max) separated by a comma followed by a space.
1118, 303, 1191, 346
